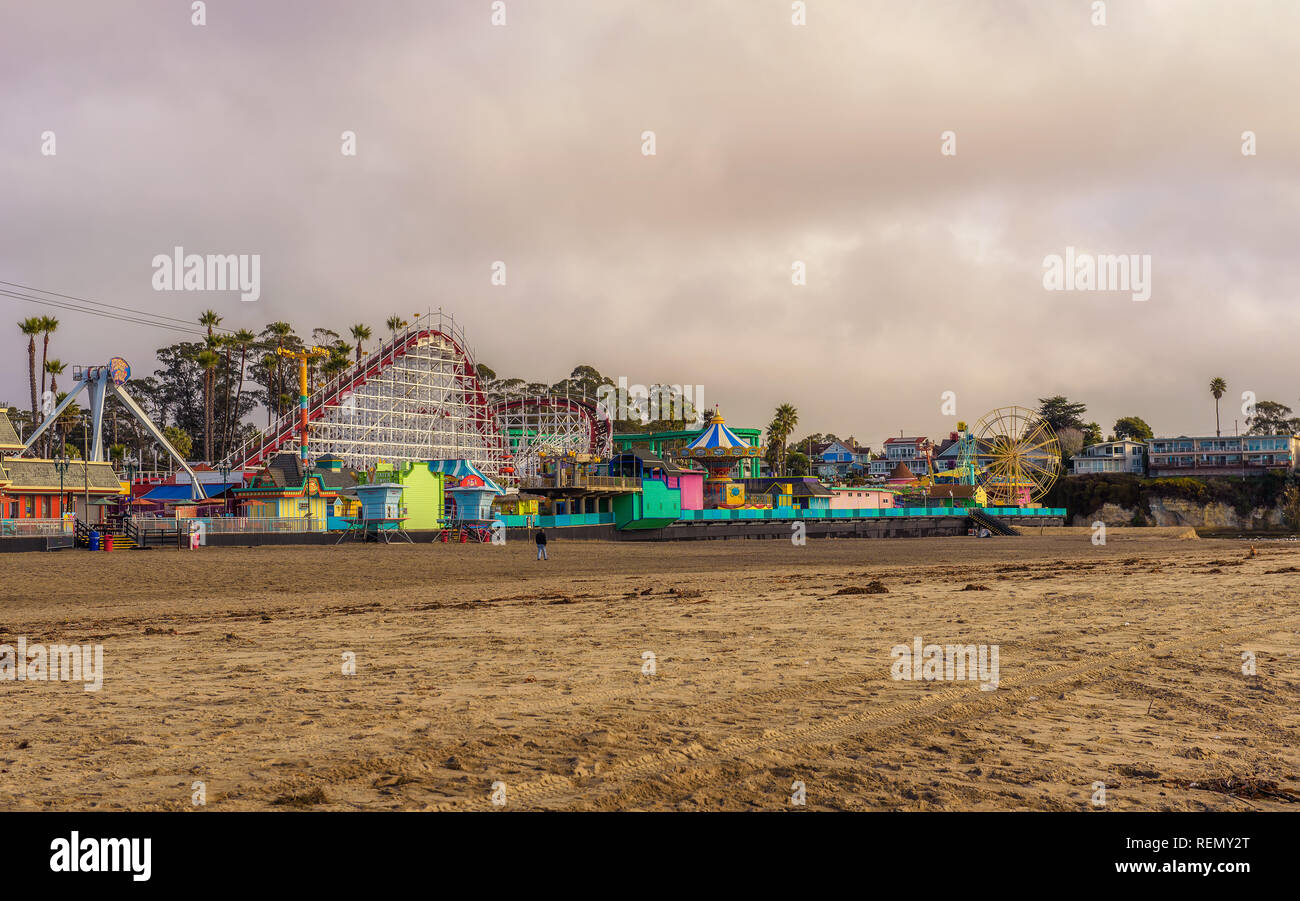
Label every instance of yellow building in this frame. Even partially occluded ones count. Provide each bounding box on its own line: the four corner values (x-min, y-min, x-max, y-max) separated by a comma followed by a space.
233, 453, 356, 530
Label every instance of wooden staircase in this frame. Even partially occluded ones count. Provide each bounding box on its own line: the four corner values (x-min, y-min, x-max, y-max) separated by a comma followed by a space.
969, 508, 1020, 536
74, 519, 139, 549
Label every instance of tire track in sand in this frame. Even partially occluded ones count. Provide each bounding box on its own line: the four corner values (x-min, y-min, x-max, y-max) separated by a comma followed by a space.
251, 619, 1295, 808
430, 620, 1300, 809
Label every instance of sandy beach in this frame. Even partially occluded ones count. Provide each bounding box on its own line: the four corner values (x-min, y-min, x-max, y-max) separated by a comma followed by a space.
1, 531, 1297, 811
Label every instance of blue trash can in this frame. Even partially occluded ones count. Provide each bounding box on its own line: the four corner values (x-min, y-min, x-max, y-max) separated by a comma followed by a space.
89, 530, 100, 551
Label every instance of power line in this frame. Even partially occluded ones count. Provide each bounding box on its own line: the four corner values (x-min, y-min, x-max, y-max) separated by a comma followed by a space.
0, 278, 249, 338
0, 289, 210, 337
0, 279, 221, 330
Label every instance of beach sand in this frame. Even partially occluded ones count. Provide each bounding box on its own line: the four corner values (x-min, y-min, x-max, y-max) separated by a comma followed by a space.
1, 531, 1297, 811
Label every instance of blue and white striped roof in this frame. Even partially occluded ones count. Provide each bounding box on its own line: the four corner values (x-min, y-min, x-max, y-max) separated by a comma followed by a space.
687, 414, 752, 451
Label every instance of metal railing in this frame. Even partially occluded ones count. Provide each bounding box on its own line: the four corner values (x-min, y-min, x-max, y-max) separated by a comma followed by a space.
0, 518, 74, 538
518, 473, 641, 491
132, 516, 325, 534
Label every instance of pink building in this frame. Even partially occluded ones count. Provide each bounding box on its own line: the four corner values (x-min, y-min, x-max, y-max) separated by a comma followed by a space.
676, 469, 705, 510
829, 487, 894, 510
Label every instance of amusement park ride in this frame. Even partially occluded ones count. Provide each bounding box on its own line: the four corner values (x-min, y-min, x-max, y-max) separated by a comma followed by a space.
920, 406, 1062, 505
678, 410, 764, 507
13, 306, 1062, 510
15, 312, 614, 499
218, 310, 611, 484
19, 356, 209, 498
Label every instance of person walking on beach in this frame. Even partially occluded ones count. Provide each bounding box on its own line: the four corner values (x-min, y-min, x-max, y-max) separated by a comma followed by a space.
535, 529, 548, 561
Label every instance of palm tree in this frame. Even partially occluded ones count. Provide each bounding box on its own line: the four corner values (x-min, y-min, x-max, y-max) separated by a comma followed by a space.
768, 403, 799, 475
44, 359, 66, 397
38, 315, 58, 408
199, 309, 222, 338
1210, 377, 1227, 437
764, 420, 784, 475
216, 329, 237, 457
225, 329, 256, 450
258, 353, 278, 426
323, 348, 351, 380
198, 348, 220, 460
19, 318, 42, 428
776, 403, 799, 475
261, 322, 295, 417
55, 392, 80, 455
350, 324, 372, 363
386, 315, 407, 337
196, 311, 223, 460
37, 316, 58, 454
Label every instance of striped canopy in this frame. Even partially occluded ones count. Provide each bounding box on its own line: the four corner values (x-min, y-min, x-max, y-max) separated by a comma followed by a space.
687, 413, 752, 451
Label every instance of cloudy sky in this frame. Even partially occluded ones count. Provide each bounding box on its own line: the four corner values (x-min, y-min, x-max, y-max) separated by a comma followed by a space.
3, 0, 1299, 450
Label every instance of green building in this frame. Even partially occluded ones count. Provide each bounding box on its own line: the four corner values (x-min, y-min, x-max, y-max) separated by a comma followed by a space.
370, 462, 446, 530
613, 425, 763, 478
612, 478, 681, 530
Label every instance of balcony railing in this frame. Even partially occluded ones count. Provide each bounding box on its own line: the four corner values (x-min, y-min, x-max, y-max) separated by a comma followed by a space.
519, 473, 641, 492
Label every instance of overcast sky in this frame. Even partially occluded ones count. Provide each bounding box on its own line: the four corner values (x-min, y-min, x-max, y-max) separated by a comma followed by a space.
4, 0, 1299, 449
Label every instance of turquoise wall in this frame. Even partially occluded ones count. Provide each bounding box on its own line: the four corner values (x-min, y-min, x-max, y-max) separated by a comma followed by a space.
614, 478, 682, 529
502, 506, 1064, 529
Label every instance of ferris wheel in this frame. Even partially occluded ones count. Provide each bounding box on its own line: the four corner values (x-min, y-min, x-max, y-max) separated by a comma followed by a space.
970, 406, 1061, 505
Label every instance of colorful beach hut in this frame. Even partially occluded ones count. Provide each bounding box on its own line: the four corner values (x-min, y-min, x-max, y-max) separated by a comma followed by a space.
369, 461, 447, 530
232, 452, 358, 530
425, 459, 504, 524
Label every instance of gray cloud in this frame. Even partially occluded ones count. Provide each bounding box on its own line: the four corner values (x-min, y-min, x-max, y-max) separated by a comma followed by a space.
3, 0, 1299, 450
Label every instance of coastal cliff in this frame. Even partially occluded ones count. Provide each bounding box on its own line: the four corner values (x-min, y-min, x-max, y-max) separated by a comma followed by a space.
1050, 473, 1300, 532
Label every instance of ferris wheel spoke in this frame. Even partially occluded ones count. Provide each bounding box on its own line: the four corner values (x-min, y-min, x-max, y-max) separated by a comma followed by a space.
1020, 451, 1057, 477
1017, 422, 1057, 451
1020, 457, 1059, 493
984, 457, 1014, 479
1018, 418, 1052, 450
1008, 409, 1024, 437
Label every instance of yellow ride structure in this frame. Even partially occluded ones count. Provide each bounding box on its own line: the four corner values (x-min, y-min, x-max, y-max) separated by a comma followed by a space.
916, 407, 1061, 506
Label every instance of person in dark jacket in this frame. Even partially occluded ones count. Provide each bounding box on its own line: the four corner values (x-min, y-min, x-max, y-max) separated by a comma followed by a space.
535, 529, 548, 560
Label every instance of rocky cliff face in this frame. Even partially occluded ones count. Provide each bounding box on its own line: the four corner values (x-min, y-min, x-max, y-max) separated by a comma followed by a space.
1072, 498, 1288, 530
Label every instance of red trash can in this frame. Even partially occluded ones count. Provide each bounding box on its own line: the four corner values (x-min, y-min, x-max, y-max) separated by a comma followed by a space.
104, 533, 114, 552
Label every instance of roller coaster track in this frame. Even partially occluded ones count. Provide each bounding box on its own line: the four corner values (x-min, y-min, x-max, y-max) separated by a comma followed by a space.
222, 311, 508, 478
487, 394, 614, 476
